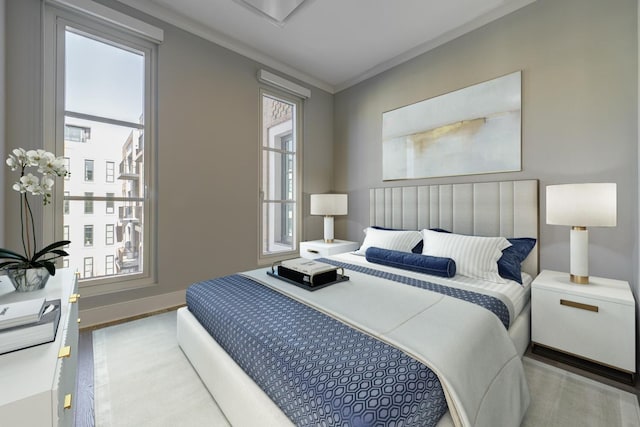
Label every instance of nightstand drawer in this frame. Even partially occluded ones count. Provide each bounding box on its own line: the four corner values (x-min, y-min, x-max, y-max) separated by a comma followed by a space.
532, 288, 635, 372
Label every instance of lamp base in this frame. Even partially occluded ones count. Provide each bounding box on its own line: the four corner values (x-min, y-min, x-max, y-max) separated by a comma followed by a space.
570, 274, 589, 285
569, 226, 589, 285
323, 216, 335, 244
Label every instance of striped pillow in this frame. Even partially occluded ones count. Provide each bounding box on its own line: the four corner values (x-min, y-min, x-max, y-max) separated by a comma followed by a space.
356, 227, 423, 255
421, 229, 511, 283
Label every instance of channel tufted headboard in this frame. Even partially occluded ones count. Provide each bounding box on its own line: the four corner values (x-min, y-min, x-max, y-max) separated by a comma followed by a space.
369, 179, 539, 277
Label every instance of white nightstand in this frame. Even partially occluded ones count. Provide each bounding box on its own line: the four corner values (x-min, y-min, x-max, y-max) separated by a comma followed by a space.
531, 269, 636, 380
299, 240, 359, 259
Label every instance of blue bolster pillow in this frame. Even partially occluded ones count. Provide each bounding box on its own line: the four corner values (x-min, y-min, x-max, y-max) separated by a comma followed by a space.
365, 247, 456, 278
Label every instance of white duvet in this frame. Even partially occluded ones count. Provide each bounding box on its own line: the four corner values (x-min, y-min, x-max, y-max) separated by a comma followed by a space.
242, 252, 530, 427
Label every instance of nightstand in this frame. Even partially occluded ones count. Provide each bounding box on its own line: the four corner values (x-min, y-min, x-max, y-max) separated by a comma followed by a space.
531, 269, 636, 382
299, 240, 359, 259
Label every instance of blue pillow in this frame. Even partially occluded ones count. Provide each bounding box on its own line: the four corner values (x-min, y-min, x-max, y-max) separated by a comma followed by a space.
498, 238, 536, 284
365, 247, 456, 278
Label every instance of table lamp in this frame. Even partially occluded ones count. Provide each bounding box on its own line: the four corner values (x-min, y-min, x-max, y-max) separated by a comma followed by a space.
310, 194, 348, 243
546, 183, 617, 284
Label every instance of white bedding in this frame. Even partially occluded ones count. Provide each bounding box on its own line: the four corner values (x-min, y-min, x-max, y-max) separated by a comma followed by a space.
179, 253, 531, 427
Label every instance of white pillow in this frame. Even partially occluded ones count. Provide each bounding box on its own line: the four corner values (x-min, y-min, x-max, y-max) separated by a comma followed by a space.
356, 227, 423, 255
421, 229, 511, 283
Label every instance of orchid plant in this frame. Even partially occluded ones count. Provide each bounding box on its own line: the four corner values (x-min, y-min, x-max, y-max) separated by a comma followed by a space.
0, 148, 70, 275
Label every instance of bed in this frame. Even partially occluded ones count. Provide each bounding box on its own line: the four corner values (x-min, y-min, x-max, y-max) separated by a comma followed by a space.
177, 179, 538, 427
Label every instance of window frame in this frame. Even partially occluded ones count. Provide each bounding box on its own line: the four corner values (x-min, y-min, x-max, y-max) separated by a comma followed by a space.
84, 159, 94, 182
257, 88, 303, 265
43, 6, 158, 296
105, 161, 115, 183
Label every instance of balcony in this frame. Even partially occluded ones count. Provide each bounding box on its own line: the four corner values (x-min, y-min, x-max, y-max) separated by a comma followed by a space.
116, 246, 139, 272
118, 206, 142, 223
118, 159, 139, 180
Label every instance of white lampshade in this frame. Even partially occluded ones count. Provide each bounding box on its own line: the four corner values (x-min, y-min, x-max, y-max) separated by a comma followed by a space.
310, 194, 348, 216
310, 194, 348, 243
546, 183, 617, 227
546, 183, 617, 284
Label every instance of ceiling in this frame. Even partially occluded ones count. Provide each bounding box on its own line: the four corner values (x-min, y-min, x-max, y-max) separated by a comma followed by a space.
117, 0, 536, 93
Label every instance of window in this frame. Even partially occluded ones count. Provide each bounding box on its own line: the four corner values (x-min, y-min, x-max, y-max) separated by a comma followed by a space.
259, 91, 301, 261
65, 124, 91, 142
106, 193, 115, 214
44, 3, 158, 293
84, 159, 94, 181
105, 224, 115, 245
84, 225, 94, 246
105, 255, 114, 275
84, 257, 93, 278
64, 191, 70, 214
63, 225, 70, 248
63, 157, 70, 180
84, 192, 93, 214
106, 161, 115, 183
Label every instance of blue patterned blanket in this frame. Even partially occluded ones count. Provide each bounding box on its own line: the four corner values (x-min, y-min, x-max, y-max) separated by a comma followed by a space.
186, 274, 448, 426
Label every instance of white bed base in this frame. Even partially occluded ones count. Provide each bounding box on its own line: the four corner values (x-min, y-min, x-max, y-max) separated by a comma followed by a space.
177, 302, 530, 427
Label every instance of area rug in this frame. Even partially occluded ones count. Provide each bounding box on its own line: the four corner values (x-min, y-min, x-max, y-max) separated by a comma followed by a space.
94, 310, 640, 427
521, 358, 640, 427
93, 311, 230, 427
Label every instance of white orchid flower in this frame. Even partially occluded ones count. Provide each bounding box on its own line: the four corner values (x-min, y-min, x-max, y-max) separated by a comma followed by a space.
41, 177, 55, 191
12, 182, 25, 193
6, 155, 18, 171
20, 173, 40, 193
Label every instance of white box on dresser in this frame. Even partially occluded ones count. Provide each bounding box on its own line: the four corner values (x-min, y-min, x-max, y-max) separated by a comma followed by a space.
0, 269, 79, 427
299, 240, 360, 259
532, 269, 636, 375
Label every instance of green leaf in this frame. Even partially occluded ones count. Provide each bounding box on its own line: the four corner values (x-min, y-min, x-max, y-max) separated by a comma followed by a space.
0, 248, 29, 262
45, 249, 69, 257
41, 260, 56, 276
0, 260, 22, 269
32, 240, 71, 261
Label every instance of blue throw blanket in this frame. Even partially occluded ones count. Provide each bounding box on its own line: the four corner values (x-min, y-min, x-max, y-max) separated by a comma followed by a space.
186, 274, 448, 426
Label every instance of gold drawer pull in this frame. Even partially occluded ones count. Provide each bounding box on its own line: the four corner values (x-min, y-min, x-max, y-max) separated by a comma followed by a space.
63, 394, 72, 410
306, 249, 319, 254
69, 293, 80, 303
560, 299, 599, 312
58, 346, 71, 358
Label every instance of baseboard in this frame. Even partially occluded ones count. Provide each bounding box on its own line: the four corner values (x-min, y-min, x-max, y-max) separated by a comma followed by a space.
79, 290, 186, 329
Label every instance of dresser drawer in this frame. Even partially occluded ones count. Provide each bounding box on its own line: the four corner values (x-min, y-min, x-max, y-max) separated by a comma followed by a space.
532, 288, 635, 372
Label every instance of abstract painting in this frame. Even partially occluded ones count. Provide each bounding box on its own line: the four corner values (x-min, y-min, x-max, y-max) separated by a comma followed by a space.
382, 71, 521, 180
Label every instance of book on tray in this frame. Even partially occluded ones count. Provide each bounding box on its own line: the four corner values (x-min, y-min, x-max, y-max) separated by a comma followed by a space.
0, 297, 46, 330
0, 299, 62, 355
277, 258, 340, 287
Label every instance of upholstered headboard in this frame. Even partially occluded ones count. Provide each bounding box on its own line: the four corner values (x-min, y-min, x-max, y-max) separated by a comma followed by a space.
369, 179, 539, 277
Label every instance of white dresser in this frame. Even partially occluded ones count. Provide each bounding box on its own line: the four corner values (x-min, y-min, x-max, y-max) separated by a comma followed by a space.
299, 240, 360, 259
0, 269, 79, 427
532, 269, 636, 376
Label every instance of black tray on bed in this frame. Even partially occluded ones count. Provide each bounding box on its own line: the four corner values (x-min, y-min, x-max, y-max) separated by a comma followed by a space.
266, 271, 349, 291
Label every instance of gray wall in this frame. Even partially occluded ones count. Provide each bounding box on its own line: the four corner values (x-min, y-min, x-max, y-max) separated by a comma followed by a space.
4, 0, 333, 310
334, 0, 638, 299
